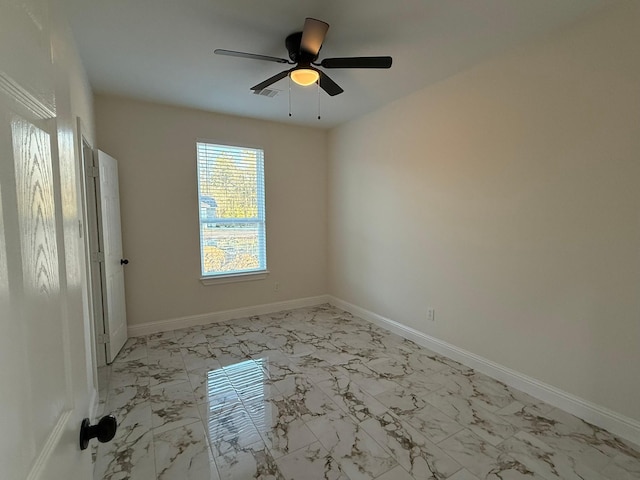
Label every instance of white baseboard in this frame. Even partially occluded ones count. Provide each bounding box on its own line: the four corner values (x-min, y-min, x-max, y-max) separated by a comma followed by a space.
327, 295, 640, 446
127, 295, 330, 337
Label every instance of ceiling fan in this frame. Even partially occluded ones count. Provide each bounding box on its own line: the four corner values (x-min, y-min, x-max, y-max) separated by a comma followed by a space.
214, 18, 392, 97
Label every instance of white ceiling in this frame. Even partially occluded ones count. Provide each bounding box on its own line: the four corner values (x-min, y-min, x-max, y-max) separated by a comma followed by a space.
60, 0, 613, 128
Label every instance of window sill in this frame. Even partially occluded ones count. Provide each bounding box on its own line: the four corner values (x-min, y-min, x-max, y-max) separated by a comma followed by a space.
200, 270, 269, 286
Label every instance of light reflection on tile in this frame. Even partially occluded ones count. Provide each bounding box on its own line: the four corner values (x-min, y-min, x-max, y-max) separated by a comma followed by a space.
94, 304, 640, 480
188, 367, 240, 406
200, 401, 262, 457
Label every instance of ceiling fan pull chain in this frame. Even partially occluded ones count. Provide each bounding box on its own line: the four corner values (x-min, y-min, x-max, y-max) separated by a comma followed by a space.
317, 79, 321, 120
288, 76, 292, 117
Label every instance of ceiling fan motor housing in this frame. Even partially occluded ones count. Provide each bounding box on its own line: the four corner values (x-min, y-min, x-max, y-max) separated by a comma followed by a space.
285, 32, 318, 64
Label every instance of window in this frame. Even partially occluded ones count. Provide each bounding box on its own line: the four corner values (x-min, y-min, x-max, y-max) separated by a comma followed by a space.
196, 142, 266, 280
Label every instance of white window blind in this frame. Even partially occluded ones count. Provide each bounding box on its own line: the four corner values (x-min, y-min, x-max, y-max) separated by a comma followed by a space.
196, 142, 266, 277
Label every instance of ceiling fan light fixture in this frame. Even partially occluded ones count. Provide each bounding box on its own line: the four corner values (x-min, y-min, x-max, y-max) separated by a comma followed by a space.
290, 68, 319, 86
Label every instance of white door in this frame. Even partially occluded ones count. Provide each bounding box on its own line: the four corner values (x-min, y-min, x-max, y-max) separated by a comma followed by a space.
97, 150, 128, 362
0, 0, 94, 479
81, 139, 107, 367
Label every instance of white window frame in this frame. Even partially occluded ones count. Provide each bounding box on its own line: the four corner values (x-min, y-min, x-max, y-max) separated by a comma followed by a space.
196, 140, 268, 285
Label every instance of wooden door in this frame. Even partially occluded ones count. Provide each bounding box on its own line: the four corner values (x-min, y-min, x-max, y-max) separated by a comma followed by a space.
0, 0, 95, 478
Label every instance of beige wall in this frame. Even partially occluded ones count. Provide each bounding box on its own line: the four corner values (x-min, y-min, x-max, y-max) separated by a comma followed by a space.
328, 2, 640, 421
95, 96, 327, 326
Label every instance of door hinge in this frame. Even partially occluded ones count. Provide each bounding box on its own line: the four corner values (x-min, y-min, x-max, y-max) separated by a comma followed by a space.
97, 333, 110, 344
91, 251, 105, 263
86, 166, 99, 178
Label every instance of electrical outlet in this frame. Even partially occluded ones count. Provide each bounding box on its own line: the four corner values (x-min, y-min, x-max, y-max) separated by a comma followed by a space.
427, 309, 435, 322
274, 282, 280, 291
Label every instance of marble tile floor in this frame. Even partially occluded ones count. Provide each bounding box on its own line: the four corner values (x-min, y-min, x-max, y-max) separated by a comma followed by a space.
94, 304, 640, 480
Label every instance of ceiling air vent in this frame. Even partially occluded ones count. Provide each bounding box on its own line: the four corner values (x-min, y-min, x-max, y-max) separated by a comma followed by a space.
253, 88, 279, 98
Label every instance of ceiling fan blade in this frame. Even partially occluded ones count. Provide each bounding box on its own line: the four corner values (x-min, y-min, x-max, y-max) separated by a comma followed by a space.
318, 71, 344, 96
250, 70, 291, 91
214, 49, 290, 64
320, 56, 393, 69
300, 18, 329, 56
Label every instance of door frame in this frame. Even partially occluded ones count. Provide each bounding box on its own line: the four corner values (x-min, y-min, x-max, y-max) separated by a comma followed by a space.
77, 118, 107, 368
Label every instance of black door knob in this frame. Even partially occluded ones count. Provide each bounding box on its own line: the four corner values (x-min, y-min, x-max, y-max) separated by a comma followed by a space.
120, 258, 129, 265
79, 414, 117, 450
